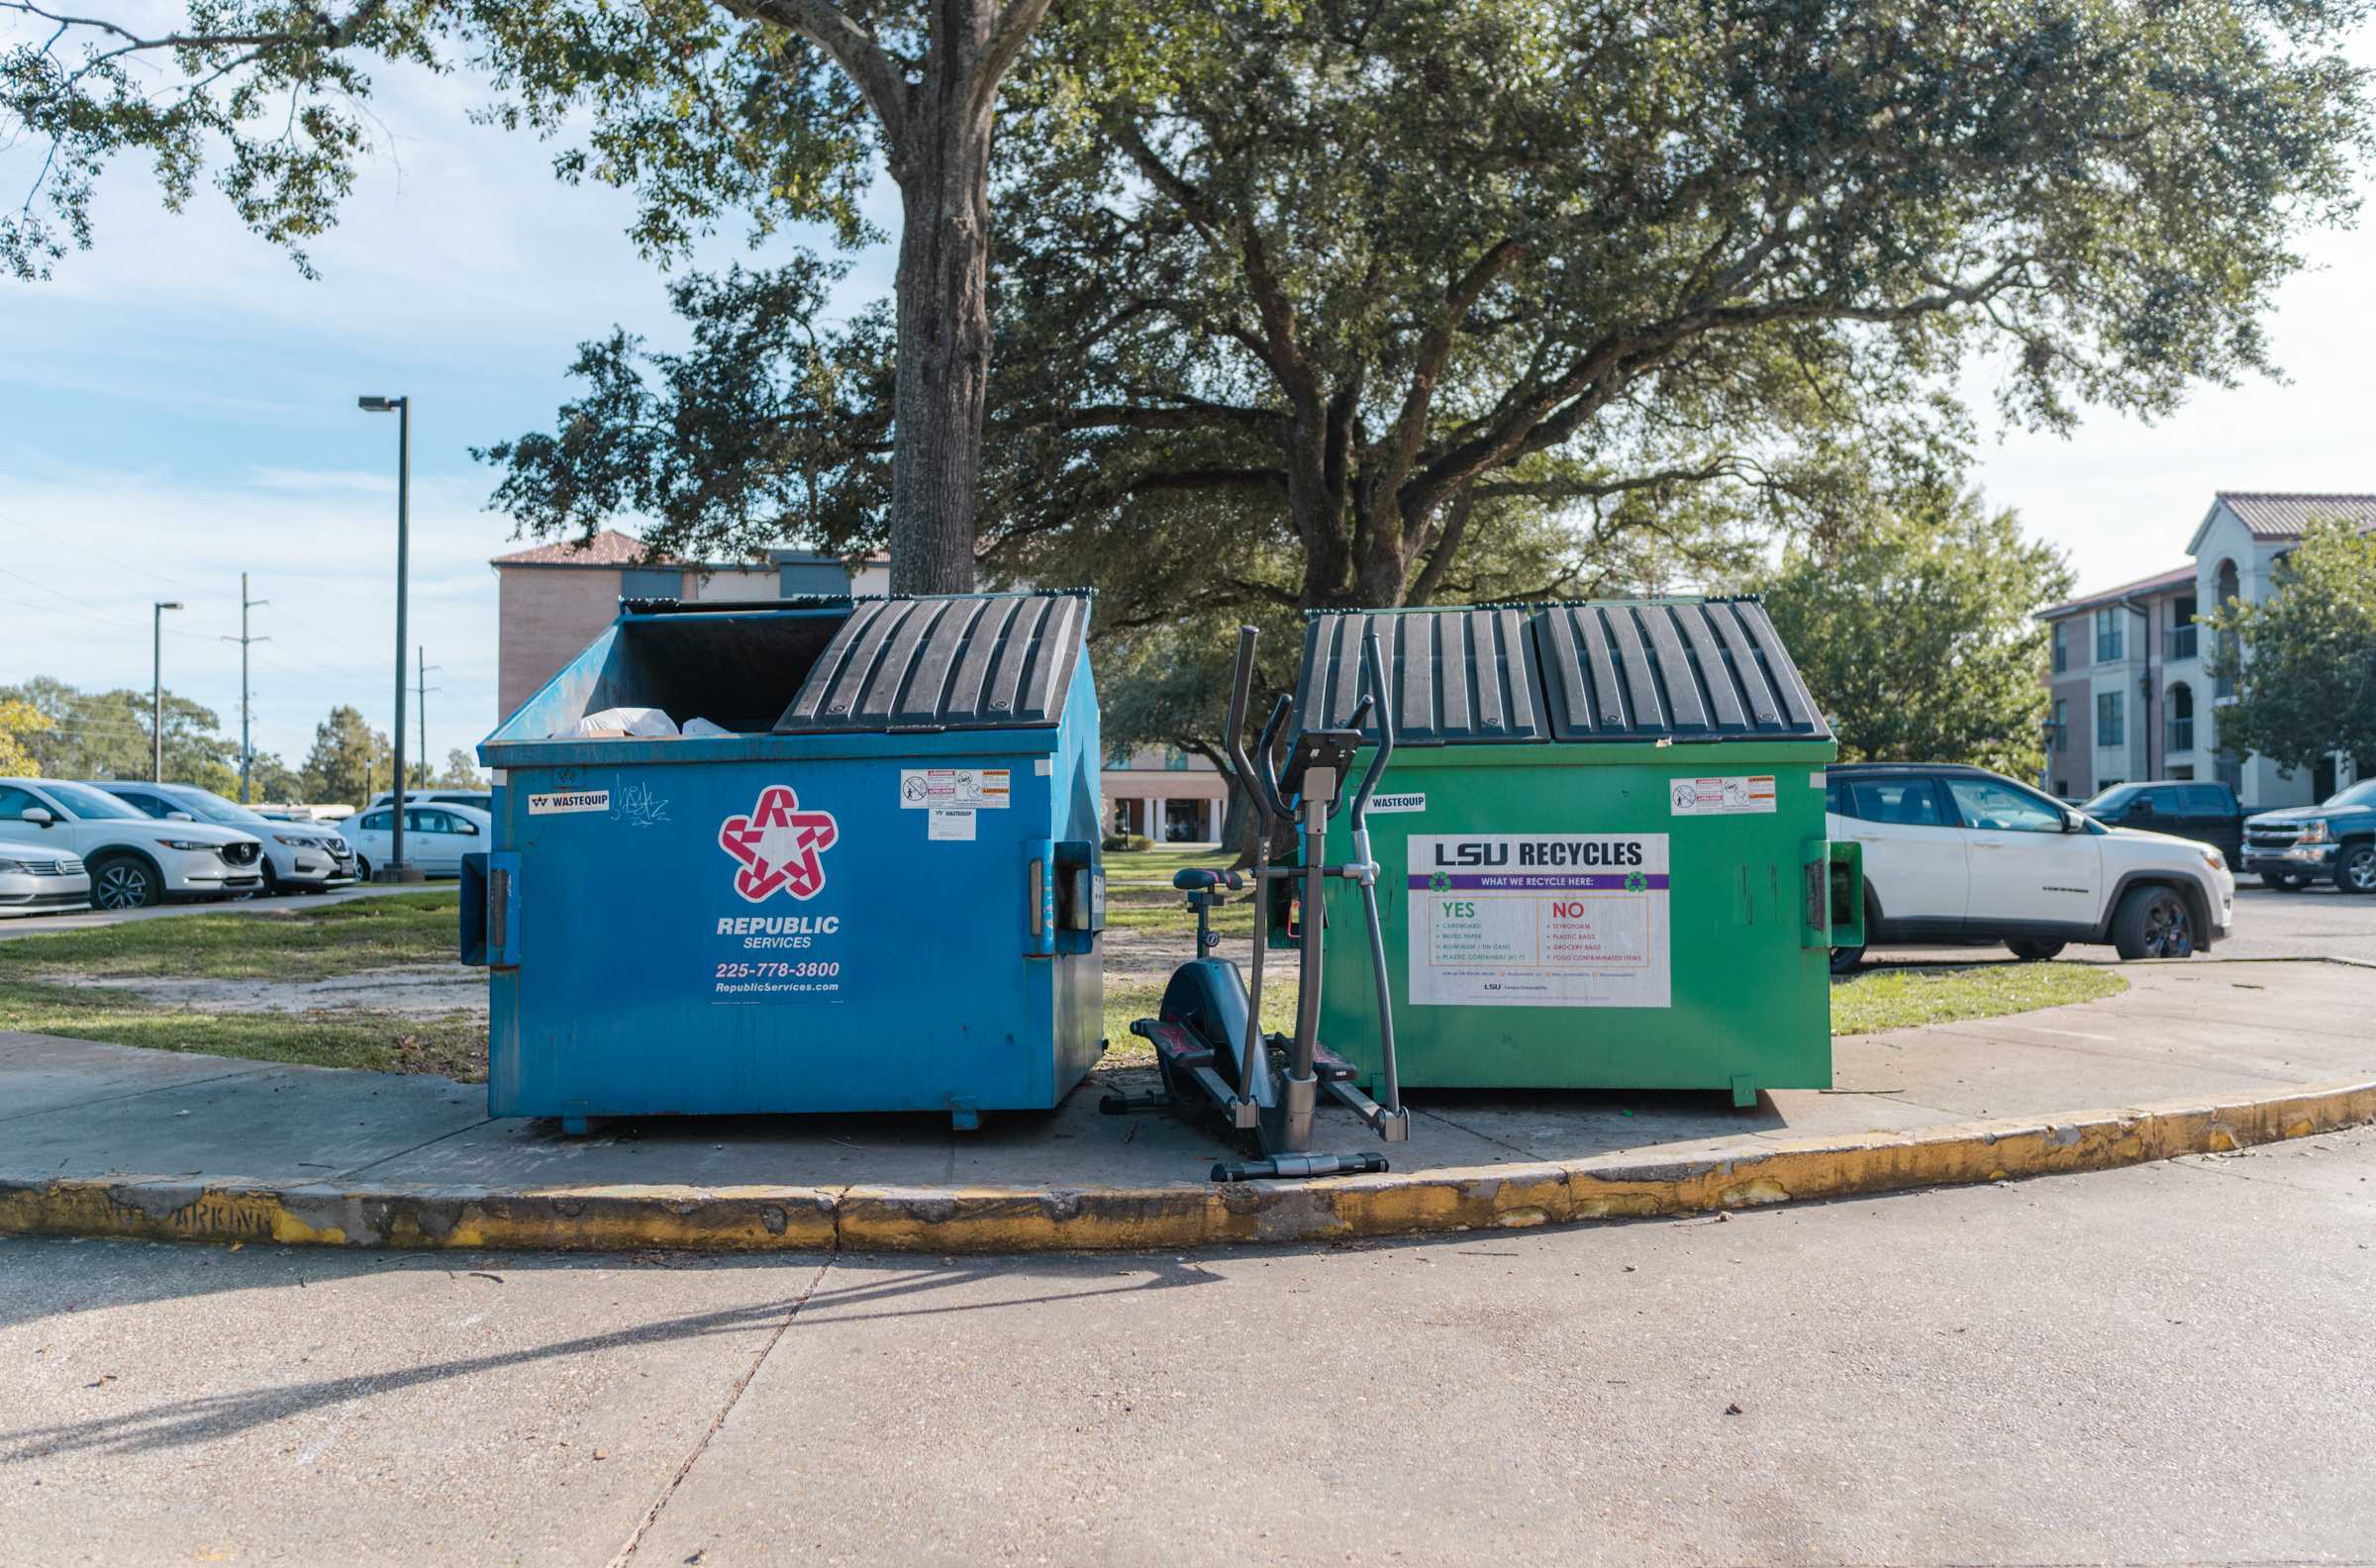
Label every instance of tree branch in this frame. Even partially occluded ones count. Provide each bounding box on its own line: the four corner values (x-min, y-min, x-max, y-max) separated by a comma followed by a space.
723, 0, 910, 146
964, 0, 1051, 130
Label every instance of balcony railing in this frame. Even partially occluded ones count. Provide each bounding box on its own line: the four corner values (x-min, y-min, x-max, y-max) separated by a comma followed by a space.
2164, 625, 2198, 660
2167, 718, 2195, 753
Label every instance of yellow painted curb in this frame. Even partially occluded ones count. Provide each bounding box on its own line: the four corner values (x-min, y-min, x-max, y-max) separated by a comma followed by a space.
3, 1079, 2370, 1255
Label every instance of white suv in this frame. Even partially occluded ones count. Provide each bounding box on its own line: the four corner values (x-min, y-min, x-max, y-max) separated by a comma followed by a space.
1827, 763, 2233, 972
0, 777, 266, 909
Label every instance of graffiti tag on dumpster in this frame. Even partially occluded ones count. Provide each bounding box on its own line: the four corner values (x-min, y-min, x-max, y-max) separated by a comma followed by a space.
1405, 833, 1670, 1009
718, 785, 841, 903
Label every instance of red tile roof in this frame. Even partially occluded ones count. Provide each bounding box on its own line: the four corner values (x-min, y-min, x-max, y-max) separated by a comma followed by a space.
2215, 491, 2376, 540
490, 530, 674, 567
2036, 563, 2196, 621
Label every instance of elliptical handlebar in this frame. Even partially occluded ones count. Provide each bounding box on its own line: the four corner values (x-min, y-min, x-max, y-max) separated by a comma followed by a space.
1221, 625, 1262, 821
1252, 693, 1292, 820
1348, 628, 1396, 827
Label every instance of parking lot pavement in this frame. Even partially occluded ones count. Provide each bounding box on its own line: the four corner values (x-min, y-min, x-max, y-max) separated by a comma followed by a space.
7, 1126, 2374, 1566
1869, 882, 2376, 968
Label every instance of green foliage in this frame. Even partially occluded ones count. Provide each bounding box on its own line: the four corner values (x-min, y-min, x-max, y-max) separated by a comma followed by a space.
242, 751, 304, 803
0, 697, 50, 774
2206, 519, 2376, 773
0, 676, 240, 785
476, 258, 894, 561
432, 747, 487, 787
298, 704, 393, 804
1757, 487, 2074, 778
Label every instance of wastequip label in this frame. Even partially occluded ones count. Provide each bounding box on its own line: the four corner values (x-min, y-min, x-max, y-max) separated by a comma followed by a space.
712, 784, 846, 1000
1405, 833, 1670, 1009
528, 789, 609, 816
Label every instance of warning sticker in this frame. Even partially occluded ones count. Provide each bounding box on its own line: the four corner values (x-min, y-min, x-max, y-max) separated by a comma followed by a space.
928, 809, 976, 841
528, 789, 609, 816
1405, 833, 1670, 1009
1667, 775, 1776, 817
899, 768, 1010, 810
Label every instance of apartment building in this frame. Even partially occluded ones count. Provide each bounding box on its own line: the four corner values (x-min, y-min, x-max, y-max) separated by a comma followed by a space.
2038, 491, 2376, 808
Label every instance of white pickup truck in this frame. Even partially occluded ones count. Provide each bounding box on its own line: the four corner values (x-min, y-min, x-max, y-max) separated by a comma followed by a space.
1826, 762, 2233, 972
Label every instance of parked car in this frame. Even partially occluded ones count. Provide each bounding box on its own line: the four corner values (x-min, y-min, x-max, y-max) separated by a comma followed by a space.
367, 788, 491, 814
90, 781, 357, 895
2242, 779, 2376, 893
0, 777, 264, 909
339, 800, 492, 879
1826, 762, 2233, 972
2079, 780, 2243, 863
0, 835, 89, 917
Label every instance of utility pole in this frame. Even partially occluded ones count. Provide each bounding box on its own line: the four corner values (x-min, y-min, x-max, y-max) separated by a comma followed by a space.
222, 574, 269, 802
415, 648, 441, 784
151, 601, 183, 781
357, 393, 420, 881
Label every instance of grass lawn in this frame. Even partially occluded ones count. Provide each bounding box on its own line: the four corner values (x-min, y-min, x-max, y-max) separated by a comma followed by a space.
1831, 961, 2126, 1034
0, 892, 460, 982
0, 892, 485, 1080
0, 982, 485, 1079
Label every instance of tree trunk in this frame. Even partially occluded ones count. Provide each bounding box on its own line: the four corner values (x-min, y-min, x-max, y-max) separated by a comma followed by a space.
886, 82, 993, 594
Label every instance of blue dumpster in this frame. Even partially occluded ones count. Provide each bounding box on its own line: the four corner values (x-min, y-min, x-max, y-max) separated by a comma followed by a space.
468, 590, 1108, 1131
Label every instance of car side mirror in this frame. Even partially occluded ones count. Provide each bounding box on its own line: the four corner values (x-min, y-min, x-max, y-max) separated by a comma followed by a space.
20, 807, 53, 827
2061, 810, 2085, 833
459, 822, 479, 835
165, 811, 195, 822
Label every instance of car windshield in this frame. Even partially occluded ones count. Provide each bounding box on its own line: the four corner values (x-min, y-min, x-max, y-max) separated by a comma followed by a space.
39, 781, 146, 821
2081, 784, 2138, 814
162, 788, 272, 828
2320, 780, 2376, 810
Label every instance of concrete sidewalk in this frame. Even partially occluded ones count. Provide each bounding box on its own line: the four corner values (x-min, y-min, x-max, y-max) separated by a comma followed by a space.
3, 959, 2371, 1250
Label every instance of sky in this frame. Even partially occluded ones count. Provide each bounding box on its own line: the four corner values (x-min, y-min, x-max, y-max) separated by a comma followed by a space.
2, 36, 2373, 782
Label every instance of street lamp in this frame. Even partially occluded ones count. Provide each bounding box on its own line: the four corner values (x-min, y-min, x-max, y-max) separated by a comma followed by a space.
151, 601, 183, 781
357, 394, 423, 883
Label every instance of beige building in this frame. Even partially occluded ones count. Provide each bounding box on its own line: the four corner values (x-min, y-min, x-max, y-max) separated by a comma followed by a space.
491, 531, 1227, 844
2036, 491, 2375, 808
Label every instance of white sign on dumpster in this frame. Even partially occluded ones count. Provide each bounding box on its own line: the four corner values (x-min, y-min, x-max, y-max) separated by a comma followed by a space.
1404, 833, 1671, 1009
898, 768, 1010, 810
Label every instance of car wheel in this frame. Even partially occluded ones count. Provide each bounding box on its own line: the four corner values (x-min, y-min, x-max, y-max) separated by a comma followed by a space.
353, 855, 372, 884
2112, 884, 2195, 960
2008, 938, 2067, 962
2259, 871, 2298, 891
89, 854, 163, 911
1829, 941, 1865, 975
2331, 841, 2376, 895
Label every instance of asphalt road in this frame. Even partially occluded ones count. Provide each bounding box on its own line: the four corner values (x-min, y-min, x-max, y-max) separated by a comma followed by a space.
1871, 881, 2376, 967
5, 1126, 2373, 1566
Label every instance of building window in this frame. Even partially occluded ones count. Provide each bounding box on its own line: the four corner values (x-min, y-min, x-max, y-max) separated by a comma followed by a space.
2094, 607, 2125, 663
2052, 779, 2070, 799
2097, 690, 2125, 748
2050, 621, 2068, 674
2052, 699, 2068, 753
622, 566, 684, 600
2166, 682, 2194, 754
2216, 751, 2243, 793
779, 559, 847, 597
2165, 596, 2198, 660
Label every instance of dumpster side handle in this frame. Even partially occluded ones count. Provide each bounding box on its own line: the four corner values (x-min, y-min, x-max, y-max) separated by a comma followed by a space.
1804, 838, 1862, 950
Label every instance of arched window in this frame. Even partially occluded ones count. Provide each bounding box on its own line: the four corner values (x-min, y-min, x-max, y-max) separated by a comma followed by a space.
2213, 559, 2242, 698
2166, 681, 2194, 754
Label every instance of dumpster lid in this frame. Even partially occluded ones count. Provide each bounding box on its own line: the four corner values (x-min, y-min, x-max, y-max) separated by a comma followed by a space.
1294, 598, 1829, 746
773, 591, 1089, 734
1533, 598, 1830, 742
1295, 608, 1549, 745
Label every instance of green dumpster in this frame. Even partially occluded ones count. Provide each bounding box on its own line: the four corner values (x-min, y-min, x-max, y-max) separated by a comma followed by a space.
1287, 600, 1860, 1107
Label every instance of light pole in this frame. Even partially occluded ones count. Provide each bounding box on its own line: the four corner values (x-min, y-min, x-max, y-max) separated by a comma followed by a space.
151, 601, 183, 781
358, 394, 423, 882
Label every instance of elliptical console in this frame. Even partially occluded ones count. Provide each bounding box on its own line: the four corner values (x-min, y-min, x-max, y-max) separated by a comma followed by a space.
1103, 624, 1409, 1181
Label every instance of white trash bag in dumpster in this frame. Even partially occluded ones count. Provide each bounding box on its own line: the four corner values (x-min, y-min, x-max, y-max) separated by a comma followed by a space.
680, 716, 732, 737
561, 706, 679, 739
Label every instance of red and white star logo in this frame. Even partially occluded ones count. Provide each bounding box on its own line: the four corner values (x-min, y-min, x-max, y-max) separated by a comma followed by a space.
718, 785, 840, 903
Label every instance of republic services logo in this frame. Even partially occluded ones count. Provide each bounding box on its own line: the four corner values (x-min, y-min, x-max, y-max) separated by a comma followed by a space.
718, 785, 840, 903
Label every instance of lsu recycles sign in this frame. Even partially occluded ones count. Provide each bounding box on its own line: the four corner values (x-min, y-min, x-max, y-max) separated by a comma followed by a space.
1405, 833, 1671, 1010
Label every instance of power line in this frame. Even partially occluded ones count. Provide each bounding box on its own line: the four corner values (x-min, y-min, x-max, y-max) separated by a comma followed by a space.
0, 510, 208, 593
224, 572, 270, 804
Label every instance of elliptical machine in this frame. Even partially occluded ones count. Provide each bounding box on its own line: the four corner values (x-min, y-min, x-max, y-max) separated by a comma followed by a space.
1103, 624, 1409, 1181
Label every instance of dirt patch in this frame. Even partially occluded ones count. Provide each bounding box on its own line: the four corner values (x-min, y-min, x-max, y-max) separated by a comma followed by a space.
56, 963, 490, 1019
